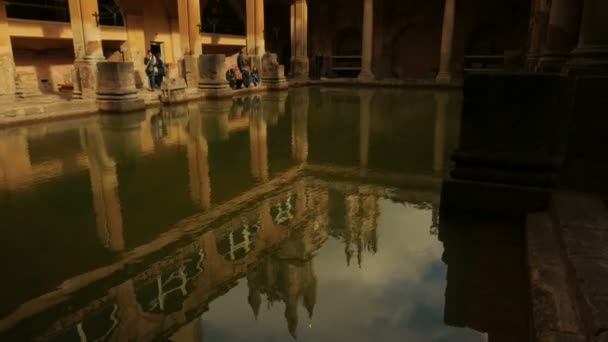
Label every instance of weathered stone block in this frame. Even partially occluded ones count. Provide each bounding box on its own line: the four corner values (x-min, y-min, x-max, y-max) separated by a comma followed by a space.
96, 61, 145, 113
261, 53, 288, 90
160, 78, 188, 104
198, 54, 230, 98
291, 56, 309, 79
182, 55, 199, 88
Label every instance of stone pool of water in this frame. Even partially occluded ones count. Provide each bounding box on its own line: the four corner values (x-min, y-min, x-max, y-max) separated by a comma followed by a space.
0, 87, 527, 341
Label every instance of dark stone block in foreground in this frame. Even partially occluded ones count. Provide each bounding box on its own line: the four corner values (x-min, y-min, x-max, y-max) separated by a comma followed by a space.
452, 72, 570, 187
442, 72, 571, 213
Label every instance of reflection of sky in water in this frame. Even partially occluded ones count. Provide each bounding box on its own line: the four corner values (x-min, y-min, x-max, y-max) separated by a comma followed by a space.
202, 199, 487, 341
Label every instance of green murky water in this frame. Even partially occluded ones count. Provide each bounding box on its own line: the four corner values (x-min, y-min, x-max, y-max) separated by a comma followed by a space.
0, 87, 527, 341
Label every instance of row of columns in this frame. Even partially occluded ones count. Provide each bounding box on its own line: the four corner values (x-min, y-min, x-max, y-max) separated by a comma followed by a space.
528, 0, 608, 73
288, 0, 454, 82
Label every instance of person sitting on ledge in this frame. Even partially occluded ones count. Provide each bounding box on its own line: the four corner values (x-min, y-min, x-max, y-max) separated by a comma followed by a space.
242, 68, 252, 88
233, 66, 244, 89
251, 66, 260, 86
226, 67, 237, 89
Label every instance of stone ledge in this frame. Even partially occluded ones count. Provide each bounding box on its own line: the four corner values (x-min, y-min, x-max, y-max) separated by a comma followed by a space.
0, 99, 97, 128
526, 213, 587, 342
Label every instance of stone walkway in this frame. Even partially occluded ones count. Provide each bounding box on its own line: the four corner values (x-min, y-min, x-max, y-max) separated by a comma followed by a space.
528, 192, 608, 342
0, 95, 97, 127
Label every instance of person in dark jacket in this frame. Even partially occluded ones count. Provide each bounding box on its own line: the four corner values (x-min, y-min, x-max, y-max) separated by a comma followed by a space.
144, 50, 158, 90
155, 52, 165, 86
237, 47, 246, 73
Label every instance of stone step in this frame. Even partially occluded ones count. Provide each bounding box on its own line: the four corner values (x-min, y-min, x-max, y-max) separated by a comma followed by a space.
526, 212, 587, 342
549, 192, 608, 341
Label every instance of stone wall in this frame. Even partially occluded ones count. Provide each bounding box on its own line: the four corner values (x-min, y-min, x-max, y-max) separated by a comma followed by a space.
302, 0, 530, 80
13, 43, 75, 93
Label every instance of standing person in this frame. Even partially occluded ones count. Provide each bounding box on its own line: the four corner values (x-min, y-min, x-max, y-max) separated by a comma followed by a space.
155, 52, 165, 87
144, 50, 158, 90
237, 46, 246, 73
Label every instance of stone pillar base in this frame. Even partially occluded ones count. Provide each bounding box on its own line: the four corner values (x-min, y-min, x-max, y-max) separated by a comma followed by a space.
291, 56, 309, 79
563, 46, 608, 75
160, 78, 188, 104
96, 61, 145, 113
358, 70, 375, 82
537, 54, 568, 72
97, 95, 145, 112
261, 53, 288, 90
198, 54, 231, 98
435, 72, 453, 84
182, 55, 200, 88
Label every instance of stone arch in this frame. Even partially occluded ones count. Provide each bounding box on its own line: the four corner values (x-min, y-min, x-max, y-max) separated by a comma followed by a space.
98, 0, 125, 26
201, 0, 246, 35
334, 28, 362, 56
389, 24, 441, 79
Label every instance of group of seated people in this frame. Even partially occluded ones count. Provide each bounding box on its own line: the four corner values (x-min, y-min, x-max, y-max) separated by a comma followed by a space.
226, 66, 260, 90
226, 48, 261, 90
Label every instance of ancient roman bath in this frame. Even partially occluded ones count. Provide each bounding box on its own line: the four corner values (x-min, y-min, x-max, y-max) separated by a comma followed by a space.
0, 87, 529, 341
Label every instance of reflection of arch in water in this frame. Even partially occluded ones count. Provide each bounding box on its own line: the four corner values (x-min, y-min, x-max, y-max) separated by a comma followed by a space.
390, 24, 440, 79
48, 303, 119, 342
271, 192, 297, 226
135, 248, 205, 314
217, 219, 260, 261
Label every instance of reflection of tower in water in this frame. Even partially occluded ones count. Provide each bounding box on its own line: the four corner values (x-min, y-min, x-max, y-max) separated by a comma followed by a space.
246, 182, 329, 338
343, 191, 380, 267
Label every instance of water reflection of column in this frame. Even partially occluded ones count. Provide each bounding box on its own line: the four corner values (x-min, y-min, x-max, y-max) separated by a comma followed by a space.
0, 129, 32, 190
291, 89, 309, 163
249, 100, 269, 182
81, 124, 124, 251
433, 93, 449, 176
200, 99, 232, 142
100, 113, 145, 161
359, 90, 373, 169
111, 280, 139, 340
187, 103, 211, 210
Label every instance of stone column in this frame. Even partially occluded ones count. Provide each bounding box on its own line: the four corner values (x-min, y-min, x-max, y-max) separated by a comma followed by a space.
187, 104, 211, 210
359, 90, 372, 168
124, 13, 147, 88
198, 54, 231, 97
247, 0, 266, 56
81, 125, 124, 252
436, 0, 456, 83
358, 0, 374, 81
565, 0, 608, 73
68, 0, 105, 98
178, 0, 202, 87
537, 0, 582, 72
290, 0, 309, 79
96, 62, 145, 112
0, 3, 15, 100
